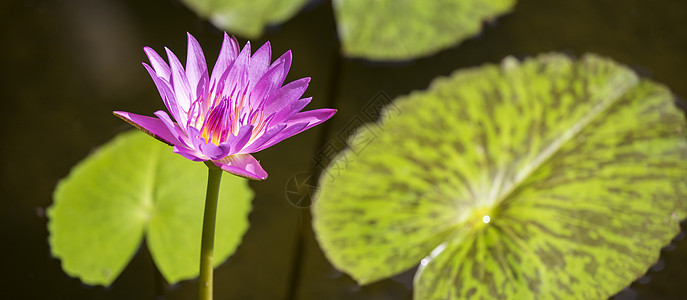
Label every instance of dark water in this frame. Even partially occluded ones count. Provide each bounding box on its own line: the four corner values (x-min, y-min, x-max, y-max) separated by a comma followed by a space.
2, 0, 686, 299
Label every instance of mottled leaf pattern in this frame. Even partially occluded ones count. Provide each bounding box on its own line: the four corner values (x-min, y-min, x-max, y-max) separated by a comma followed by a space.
312, 54, 687, 299
180, 0, 309, 38
49, 130, 253, 285
335, 0, 516, 60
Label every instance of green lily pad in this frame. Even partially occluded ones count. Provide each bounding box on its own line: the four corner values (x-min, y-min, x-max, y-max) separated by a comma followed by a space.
312, 53, 687, 299
49, 130, 253, 285
336, 0, 516, 61
180, 0, 309, 38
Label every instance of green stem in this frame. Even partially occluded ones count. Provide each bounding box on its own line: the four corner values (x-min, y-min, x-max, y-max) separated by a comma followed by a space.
199, 161, 223, 300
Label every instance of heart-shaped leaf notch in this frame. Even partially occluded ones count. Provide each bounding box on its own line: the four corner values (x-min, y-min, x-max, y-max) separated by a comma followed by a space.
49, 130, 253, 286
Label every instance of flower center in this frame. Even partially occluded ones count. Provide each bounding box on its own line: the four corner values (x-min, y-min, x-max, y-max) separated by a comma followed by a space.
195, 90, 268, 148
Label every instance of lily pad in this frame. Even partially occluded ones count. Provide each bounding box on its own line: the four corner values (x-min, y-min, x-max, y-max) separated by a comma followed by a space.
335, 0, 516, 61
180, 0, 309, 38
49, 130, 253, 285
312, 53, 687, 299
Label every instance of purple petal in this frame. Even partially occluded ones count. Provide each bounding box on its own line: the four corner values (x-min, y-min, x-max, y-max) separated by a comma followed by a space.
213, 154, 268, 180
225, 124, 254, 154
248, 41, 271, 91
210, 33, 240, 88
254, 108, 336, 152
186, 33, 209, 102
220, 41, 251, 99
173, 146, 206, 161
113, 111, 182, 147
264, 78, 310, 115
268, 97, 312, 127
272, 50, 292, 87
286, 109, 337, 132
143, 63, 184, 124
185, 127, 212, 158
152, 110, 188, 145
200, 142, 232, 160
239, 123, 287, 154
143, 47, 171, 81
252, 122, 308, 152
165, 47, 193, 113
249, 60, 285, 109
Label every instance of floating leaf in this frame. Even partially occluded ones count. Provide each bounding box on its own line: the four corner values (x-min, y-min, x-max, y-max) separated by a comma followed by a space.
312, 53, 687, 299
180, 0, 309, 38
49, 130, 253, 285
335, 0, 516, 60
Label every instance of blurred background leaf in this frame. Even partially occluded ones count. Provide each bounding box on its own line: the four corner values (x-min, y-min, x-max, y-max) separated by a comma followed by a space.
313, 53, 687, 299
180, 0, 310, 38
180, 0, 516, 60
335, 0, 516, 60
48, 130, 253, 285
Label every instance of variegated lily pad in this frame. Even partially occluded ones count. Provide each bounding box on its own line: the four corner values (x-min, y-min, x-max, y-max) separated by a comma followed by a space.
49, 130, 253, 285
335, 0, 516, 60
312, 53, 687, 299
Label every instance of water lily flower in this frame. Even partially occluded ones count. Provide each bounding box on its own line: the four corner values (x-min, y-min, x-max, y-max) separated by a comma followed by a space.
114, 32, 336, 180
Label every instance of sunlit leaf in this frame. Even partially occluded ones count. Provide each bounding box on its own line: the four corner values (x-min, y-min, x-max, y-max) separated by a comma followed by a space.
312, 53, 687, 299
335, 0, 516, 61
49, 130, 253, 285
180, 0, 309, 38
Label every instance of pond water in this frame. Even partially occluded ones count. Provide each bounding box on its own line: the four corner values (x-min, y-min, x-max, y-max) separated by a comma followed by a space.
2, 0, 686, 299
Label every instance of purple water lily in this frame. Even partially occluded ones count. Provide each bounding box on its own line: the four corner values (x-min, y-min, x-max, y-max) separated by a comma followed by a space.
115, 33, 336, 180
